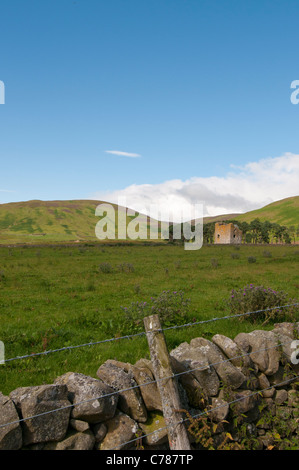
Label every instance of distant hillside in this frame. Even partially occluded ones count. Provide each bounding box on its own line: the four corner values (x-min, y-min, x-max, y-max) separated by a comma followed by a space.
0, 196, 298, 244
232, 196, 299, 227
203, 213, 241, 224
0, 200, 104, 244
0, 199, 165, 245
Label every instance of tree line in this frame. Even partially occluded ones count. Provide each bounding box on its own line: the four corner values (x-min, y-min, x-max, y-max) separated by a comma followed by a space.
203, 218, 299, 244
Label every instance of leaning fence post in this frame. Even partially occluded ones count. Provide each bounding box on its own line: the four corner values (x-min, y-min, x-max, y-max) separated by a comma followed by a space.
143, 314, 191, 450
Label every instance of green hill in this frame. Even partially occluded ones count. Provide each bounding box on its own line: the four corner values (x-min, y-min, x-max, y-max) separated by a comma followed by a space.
232, 196, 299, 227
203, 213, 241, 224
0, 196, 298, 245
0, 200, 104, 244
0, 199, 164, 245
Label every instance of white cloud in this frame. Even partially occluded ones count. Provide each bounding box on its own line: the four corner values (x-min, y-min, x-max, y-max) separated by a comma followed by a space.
90, 153, 299, 221
105, 150, 141, 158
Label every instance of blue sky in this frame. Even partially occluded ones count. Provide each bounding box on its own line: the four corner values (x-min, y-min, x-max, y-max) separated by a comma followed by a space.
0, 0, 299, 216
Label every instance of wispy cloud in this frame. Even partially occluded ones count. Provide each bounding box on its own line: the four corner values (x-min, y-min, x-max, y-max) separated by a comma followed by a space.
0, 189, 15, 192
105, 150, 141, 158
90, 153, 299, 220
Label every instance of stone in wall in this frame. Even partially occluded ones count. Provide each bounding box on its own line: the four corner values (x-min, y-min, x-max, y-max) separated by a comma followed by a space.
209, 395, 230, 423
54, 372, 118, 423
92, 422, 108, 442
96, 360, 148, 422
97, 411, 140, 450
139, 411, 168, 446
0, 392, 22, 450
189, 337, 246, 388
234, 330, 281, 376
70, 418, 90, 432
170, 340, 222, 411
273, 322, 299, 338
211, 333, 251, 370
9, 384, 71, 446
103, 359, 162, 412
0, 322, 298, 451
44, 429, 96, 450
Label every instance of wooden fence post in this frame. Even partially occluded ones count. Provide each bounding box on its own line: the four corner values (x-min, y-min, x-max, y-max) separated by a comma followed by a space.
143, 314, 191, 450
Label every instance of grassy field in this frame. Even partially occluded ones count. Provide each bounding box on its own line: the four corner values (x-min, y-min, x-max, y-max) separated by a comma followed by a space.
0, 242, 299, 395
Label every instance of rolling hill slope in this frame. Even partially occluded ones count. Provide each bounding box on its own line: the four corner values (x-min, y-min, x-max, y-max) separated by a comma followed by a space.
0, 196, 298, 244
0, 200, 103, 243
0, 199, 160, 244
232, 196, 299, 227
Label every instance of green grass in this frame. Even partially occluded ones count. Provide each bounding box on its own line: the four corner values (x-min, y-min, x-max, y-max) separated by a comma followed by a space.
0, 200, 104, 243
0, 199, 161, 244
233, 196, 299, 227
0, 243, 298, 395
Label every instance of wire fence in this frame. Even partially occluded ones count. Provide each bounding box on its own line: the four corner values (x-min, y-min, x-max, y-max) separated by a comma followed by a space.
1, 303, 298, 450
0, 336, 296, 430
4, 303, 299, 363
110, 374, 299, 451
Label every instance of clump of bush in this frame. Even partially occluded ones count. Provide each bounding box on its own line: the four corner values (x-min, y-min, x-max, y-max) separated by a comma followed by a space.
247, 256, 256, 264
210, 258, 219, 268
134, 284, 141, 294
86, 282, 96, 292
98, 262, 135, 274
228, 284, 298, 324
174, 260, 181, 269
117, 263, 135, 273
120, 290, 191, 333
98, 262, 113, 273
262, 250, 272, 258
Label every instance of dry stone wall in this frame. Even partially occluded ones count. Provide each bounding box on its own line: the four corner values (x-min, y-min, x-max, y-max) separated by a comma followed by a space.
0, 322, 298, 450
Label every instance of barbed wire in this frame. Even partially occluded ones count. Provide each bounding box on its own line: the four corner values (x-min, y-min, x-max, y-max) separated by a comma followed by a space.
162, 303, 299, 332
0, 336, 296, 431
4, 303, 298, 363
3, 330, 146, 363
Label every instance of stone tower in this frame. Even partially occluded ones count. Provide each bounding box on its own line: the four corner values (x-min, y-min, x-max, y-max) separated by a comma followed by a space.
214, 222, 242, 244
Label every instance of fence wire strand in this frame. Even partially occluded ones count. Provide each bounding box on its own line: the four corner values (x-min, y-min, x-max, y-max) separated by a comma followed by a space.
1, 303, 298, 452
3, 331, 146, 363
0, 337, 296, 432
4, 303, 299, 363
112, 374, 299, 450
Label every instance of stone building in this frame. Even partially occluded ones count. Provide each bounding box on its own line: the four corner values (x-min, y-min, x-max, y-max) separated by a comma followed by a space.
214, 222, 242, 244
